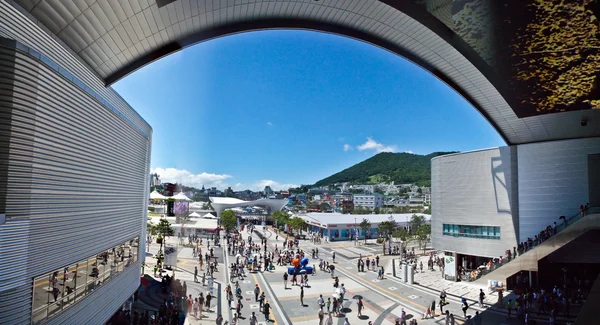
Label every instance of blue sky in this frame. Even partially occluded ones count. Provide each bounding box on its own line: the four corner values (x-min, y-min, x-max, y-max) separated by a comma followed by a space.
113, 30, 505, 191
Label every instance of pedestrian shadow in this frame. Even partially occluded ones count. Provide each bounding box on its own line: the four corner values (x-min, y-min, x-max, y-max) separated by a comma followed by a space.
358, 315, 369, 320
341, 308, 352, 314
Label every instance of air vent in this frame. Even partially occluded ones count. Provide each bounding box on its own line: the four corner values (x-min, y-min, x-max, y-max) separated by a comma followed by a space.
157, 0, 178, 8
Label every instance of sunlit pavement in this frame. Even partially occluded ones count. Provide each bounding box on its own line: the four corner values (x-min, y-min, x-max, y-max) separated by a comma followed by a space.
246, 225, 566, 325
142, 236, 221, 325
143, 229, 568, 325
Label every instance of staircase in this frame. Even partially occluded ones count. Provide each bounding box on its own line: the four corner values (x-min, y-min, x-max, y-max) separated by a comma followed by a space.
475, 208, 600, 285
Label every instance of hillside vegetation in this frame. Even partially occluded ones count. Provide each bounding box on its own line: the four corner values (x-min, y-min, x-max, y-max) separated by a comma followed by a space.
314, 152, 456, 187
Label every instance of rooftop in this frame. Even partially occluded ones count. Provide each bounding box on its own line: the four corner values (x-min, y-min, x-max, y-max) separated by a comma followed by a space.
298, 212, 431, 226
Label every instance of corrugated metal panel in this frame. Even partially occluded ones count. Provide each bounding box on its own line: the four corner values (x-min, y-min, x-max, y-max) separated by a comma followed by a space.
517, 138, 600, 240
431, 147, 519, 258
0, 43, 149, 324
0, 1, 152, 139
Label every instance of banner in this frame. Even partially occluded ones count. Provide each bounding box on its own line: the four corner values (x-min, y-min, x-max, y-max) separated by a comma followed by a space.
173, 201, 189, 215
444, 256, 456, 278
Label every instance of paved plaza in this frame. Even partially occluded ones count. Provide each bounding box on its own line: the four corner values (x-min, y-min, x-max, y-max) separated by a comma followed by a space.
139, 226, 577, 325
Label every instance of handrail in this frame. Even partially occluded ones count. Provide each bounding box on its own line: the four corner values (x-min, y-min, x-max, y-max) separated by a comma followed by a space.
462, 206, 599, 282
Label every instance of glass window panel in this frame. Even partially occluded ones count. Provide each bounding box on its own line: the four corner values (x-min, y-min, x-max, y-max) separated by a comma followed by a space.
32, 273, 51, 324
74, 258, 89, 302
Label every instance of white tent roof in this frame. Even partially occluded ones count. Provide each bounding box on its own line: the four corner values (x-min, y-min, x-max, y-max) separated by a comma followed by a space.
149, 190, 166, 200
189, 212, 202, 218
173, 192, 192, 201
202, 213, 217, 219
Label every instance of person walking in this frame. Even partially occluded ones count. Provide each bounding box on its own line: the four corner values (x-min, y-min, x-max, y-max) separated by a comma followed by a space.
236, 298, 243, 316
263, 300, 271, 322
283, 272, 288, 289
254, 284, 260, 302
326, 312, 333, 325
249, 312, 258, 325
194, 266, 198, 282
300, 286, 305, 306
422, 306, 432, 320
326, 297, 332, 313
478, 289, 485, 307
318, 294, 325, 310
357, 298, 364, 316
318, 308, 325, 325
461, 298, 469, 318
431, 300, 436, 317
343, 317, 350, 325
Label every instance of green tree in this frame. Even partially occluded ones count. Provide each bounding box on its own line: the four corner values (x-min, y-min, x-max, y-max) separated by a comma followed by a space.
221, 210, 238, 233
392, 227, 411, 252
409, 214, 426, 234
270, 210, 289, 228
373, 207, 381, 214
155, 218, 173, 253
359, 218, 371, 244
147, 221, 157, 236
352, 206, 371, 215
378, 217, 397, 239
288, 217, 306, 236
319, 202, 331, 212
415, 224, 431, 253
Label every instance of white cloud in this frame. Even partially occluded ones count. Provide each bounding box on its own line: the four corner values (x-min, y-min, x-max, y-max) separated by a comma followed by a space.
406, 150, 414, 154
152, 168, 297, 192
267, 121, 273, 126
343, 144, 352, 151
250, 180, 299, 192
356, 137, 398, 153
152, 168, 232, 189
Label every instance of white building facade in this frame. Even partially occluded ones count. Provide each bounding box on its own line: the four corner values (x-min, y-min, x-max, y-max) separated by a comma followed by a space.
353, 194, 384, 210
432, 138, 600, 276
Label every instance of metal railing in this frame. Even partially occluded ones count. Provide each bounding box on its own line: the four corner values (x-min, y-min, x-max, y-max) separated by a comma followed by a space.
462, 207, 599, 282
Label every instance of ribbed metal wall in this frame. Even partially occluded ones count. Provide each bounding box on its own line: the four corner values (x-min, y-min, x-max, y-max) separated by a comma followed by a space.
0, 0, 151, 139
0, 41, 150, 324
517, 137, 600, 240
431, 147, 519, 258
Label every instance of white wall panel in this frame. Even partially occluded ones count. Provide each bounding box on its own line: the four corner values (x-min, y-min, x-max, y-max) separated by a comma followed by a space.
431, 147, 519, 258
0, 41, 149, 325
517, 138, 600, 240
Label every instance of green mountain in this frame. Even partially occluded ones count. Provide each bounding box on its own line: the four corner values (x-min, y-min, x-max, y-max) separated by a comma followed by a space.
314, 152, 457, 187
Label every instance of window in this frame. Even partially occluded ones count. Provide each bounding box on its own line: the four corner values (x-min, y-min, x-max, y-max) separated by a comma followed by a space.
442, 224, 500, 240
31, 236, 139, 324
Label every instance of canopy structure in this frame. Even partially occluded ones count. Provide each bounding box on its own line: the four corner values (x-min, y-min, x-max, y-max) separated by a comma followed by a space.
173, 192, 192, 201
209, 197, 288, 218
149, 190, 166, 200
202, 213, 217, 219
188, 212, 202, 218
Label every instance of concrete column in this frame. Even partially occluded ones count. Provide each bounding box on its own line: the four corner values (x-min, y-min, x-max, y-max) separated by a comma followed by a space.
402, 263, 408, 283
408, 266, 414, 285
529, 271, 533, 287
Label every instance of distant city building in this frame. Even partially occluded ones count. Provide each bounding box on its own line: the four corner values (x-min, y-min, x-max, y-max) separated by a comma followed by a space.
264, 186, 274, 197
341, 200, 354, 214
150, 173, 161, 187
224, 186, 235, 197
353, 193, 384, 210
424, 194, 431, 206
